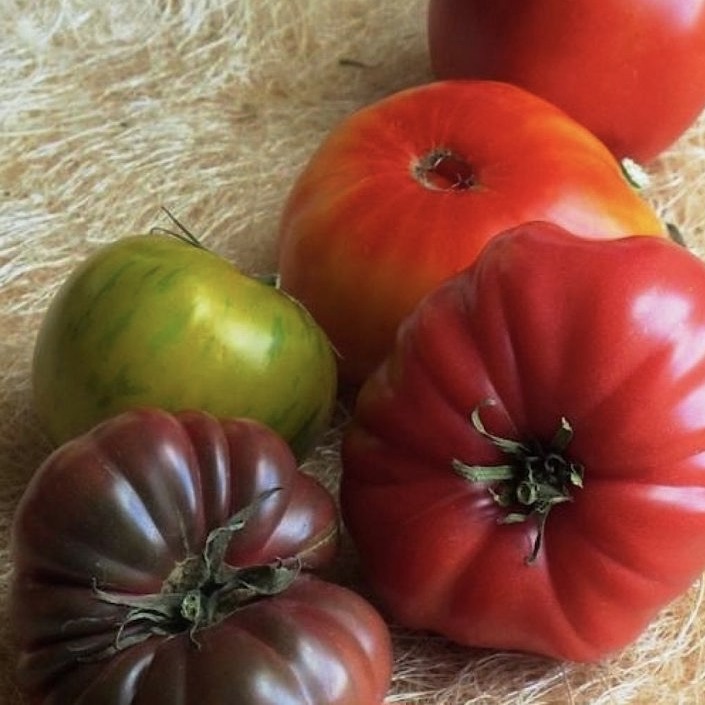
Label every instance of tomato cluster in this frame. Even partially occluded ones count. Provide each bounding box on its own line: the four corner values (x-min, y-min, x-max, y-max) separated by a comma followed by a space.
15, 222, 396, 702
11, 3, 705, 704
275, 0, 705, 668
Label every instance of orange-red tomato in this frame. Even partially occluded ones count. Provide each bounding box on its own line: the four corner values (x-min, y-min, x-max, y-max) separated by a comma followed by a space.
277, 80, 664, 384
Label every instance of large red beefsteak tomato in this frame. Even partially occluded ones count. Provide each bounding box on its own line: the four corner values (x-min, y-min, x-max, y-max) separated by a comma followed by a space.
11, 408, 392, 704
277, 80, 664, 385
341, 222, 705, 662
427, 0, 705, 162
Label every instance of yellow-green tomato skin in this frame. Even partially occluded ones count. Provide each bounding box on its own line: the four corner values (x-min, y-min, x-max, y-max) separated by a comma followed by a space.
32, 235, 337, 456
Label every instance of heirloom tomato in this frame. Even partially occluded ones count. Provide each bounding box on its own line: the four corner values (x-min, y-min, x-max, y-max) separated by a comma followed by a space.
32, 232, 337, 457
10, 408, 393, 705
341, 222, 705, 662
277, 80, 664, 385
428, 0, 705, 162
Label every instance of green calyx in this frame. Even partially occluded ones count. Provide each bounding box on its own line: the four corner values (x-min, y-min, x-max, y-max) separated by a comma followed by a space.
452, 400, 584, 564
149, 206, 206, 249
620, 157, 651, 190
82, 488, 307, 660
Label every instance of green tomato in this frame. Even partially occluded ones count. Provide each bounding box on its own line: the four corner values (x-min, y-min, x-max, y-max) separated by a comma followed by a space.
32, 233, 337, 457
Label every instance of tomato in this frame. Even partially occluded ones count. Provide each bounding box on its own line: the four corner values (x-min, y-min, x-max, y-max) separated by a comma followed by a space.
10, 408, 393, 704
277, 80, 665, 385
427, 0, 705, 163
32, 232, 337, 457
340, 222, 705, 662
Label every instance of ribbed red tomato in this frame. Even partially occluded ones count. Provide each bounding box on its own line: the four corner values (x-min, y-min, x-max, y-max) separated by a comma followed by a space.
277, 80, 664, 385
11, 408, 393, 704
341, 222, 705, 662
428, 0, 705, 162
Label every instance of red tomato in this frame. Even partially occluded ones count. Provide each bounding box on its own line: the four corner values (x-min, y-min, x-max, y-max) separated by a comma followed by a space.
341, 222, 705, 662
11, 408, 392, 705
427, 0, 705, 163
277, 80, 665, 385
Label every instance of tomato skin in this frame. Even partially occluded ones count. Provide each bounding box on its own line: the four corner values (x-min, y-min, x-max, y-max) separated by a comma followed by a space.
277, 80, 664, 385
10, 408, 392, 705
340, 222, 705, 662
32, 234, 337, 456
427, 0, 705, 162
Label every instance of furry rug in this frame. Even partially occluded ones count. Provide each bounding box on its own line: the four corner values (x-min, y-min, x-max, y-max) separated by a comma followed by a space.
2, 2, 705, 703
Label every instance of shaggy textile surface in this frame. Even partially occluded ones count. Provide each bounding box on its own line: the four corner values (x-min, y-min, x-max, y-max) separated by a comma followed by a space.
2, 2, 705, 703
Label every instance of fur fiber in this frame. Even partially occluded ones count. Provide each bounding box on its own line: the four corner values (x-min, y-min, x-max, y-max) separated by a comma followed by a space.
2, 1, 705, 703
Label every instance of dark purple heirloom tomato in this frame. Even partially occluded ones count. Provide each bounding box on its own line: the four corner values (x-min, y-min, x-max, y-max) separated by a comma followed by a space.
11, 408, 392, 705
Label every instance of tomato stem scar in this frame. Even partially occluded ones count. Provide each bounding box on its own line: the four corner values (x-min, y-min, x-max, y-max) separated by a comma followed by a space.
413, 148, 476, 191
85, 488, 305, 658
452, 399, 584, 564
